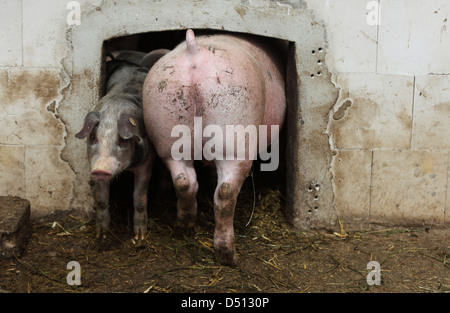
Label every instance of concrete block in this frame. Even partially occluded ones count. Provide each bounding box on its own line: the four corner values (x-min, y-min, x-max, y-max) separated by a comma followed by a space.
330, 73, 413, 149
447, 153, 450, 225
371, 150, 447, 225
378, 0, 450, 74
0, 0, 22, 66
0, 196, 31, 259
0, 145, 25, 198
0, 68, 65, 146
25, 145, 75, 220
22, 0, 69, 68
331, 150, 372, 224
305, 0, 378, 72
412, 75, 450, 150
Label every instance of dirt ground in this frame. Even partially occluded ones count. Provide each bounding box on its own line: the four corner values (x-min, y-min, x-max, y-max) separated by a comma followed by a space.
0, 169, 449, 293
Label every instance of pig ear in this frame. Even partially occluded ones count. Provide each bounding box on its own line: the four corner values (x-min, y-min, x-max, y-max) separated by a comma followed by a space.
117, 114, 142, 142
75, 111, 100, 139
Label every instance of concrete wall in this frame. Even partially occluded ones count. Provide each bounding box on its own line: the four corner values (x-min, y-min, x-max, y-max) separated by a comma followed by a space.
311, 0, 450, 227
0, 0, 448, 229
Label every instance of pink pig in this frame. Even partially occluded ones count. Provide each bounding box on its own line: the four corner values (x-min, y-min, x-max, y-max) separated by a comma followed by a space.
143, 29, 286, 265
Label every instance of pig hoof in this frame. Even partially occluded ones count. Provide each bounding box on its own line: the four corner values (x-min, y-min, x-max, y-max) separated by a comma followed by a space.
215, 247, 238, 267
95, 229, 108, 240
133, 231, 147, 241
133, 223, 147, 241
176, 214, 196, 229
176, 220, 196, 229
95, 233, 107, 240
174, 225, 196, 238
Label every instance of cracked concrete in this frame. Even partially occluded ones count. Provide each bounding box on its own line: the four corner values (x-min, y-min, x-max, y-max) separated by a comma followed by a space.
0, 67, 73, 219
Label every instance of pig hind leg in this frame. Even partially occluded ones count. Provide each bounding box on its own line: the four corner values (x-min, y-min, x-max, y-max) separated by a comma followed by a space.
213, 159, 253, 266
165, 160, 199, 229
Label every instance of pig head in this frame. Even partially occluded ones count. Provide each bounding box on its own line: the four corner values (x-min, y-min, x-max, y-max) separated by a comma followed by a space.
76, 107, 149, 181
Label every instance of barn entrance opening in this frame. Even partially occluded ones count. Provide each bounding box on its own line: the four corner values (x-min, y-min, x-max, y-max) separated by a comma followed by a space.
101, 29, 292, 231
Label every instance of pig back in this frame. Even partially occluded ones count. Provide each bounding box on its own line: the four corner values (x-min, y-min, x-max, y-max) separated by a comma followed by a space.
104, 61, 149, 109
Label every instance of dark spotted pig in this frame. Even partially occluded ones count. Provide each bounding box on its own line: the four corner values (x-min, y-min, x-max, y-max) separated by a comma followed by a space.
75, 56, 163, 240
143, 30, 286, 265
140, 49, 171, 69
109, 49, 171, 69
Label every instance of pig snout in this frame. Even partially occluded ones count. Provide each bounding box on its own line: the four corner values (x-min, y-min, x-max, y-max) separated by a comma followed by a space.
91, 169, 113, 181
89, 144, 125, 182
90, 153, 121, 181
